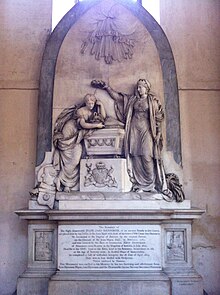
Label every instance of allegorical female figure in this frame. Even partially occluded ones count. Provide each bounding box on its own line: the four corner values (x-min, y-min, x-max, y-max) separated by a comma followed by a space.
53, 94, 106, 192
91, 79, 184, 201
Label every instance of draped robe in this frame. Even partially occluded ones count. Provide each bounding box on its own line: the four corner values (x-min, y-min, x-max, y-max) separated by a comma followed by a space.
53, 106, 95, 191
114, 92, 166, 192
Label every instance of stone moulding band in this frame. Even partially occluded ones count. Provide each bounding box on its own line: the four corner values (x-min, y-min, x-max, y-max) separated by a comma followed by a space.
15, 208, 205, 221
36, 0, 182, 166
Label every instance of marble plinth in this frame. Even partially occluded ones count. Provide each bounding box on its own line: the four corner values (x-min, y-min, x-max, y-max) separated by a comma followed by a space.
15, 201, 205, 295
56, 192, 191, 210
48, 276, 170, 295
168, 273, 204, 295
17, 277, 50, 295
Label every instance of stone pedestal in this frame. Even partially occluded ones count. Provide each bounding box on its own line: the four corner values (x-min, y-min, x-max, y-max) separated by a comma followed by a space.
16, 199, 204, 295
15, 218, 58, 295
48, 275, 170, 295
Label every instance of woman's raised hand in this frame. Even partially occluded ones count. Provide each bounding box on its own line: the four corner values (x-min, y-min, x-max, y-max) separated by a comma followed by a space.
95, 99, 103, 106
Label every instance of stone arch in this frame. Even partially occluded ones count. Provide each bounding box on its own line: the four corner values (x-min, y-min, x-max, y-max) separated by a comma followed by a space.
36, 0, 181, 166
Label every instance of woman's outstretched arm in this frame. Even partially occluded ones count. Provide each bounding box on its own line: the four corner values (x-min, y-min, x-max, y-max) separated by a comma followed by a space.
91, 80, 123, 103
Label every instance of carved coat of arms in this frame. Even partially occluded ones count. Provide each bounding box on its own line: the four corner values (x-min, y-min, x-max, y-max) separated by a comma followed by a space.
84, 161, 118, 188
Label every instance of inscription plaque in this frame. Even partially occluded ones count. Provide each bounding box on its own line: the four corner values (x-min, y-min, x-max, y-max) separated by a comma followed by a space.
58, 224, 161, 271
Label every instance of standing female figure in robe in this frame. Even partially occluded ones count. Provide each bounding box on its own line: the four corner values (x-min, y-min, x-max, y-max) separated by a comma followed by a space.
91, 79, 170, 197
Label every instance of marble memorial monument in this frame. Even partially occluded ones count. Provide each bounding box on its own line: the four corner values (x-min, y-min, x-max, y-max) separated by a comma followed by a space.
16, 0, 205, 294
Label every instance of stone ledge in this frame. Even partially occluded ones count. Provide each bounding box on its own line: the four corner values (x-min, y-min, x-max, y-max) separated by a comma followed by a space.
57, 200, 191, 211
50, 270, 169, 281
48, 279, 171, 295
15, 209, 48, 220
56, 192, 191, 210
18, 269, 56, 278
47, 208, 205, 221
15, 208, 205, 221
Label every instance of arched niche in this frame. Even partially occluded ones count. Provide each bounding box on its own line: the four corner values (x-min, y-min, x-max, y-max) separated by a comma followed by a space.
36, 0, 181, 166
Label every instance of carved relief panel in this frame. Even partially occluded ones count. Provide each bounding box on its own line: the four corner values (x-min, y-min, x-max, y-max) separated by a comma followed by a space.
166, 230, 186, 262
27, 223, 57, 270
35, 231, 53, 261
163, 223, 192, 268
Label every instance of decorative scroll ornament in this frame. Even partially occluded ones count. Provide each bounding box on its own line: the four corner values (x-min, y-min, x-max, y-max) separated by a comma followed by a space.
84, 162, 118, 188
87, 138, 115, 148
81, 11, 136, 64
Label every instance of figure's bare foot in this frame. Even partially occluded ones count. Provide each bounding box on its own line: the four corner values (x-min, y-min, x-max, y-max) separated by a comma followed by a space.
64, 186, 70, 193
131, 186, 138, 192
148, 188, 158, 194
55, 177, 61, 191
131, 187, 143, 193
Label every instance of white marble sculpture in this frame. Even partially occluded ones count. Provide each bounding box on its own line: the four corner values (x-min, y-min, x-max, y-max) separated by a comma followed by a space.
31, 79, 184, 208
53, 93, 106, 193
91, 79, 185, 202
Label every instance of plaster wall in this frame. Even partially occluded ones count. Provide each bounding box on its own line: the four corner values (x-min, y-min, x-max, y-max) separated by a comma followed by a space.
160, 1, 220, 294
0, 0, 219, 295
0, 1, 52, 294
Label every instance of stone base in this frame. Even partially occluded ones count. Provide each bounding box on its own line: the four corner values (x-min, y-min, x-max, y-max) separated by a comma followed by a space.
49, 281, 170, 295
17, 267, 56, 295
15, 206, 205, 295
171, 276, 203, 295
56, 191, 191, 210
29, 199, 49, 210
48, 272, 171, 295
17, 277, 49, 295
165, 269, 204, 295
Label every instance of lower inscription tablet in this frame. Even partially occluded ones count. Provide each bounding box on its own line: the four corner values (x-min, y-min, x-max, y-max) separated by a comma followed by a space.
58, 224, 161, 271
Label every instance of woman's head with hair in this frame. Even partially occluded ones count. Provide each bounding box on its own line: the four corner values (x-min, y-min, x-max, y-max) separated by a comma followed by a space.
84, 93, 97, 110
84, 93, 96, 103
137, 79, 151, 90
135, 79, 151, 98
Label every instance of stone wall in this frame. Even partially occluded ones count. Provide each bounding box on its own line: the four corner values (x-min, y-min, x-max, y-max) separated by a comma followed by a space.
0, 1, 52, 294
0, 0, 219, 295
160, 1, 220, 294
